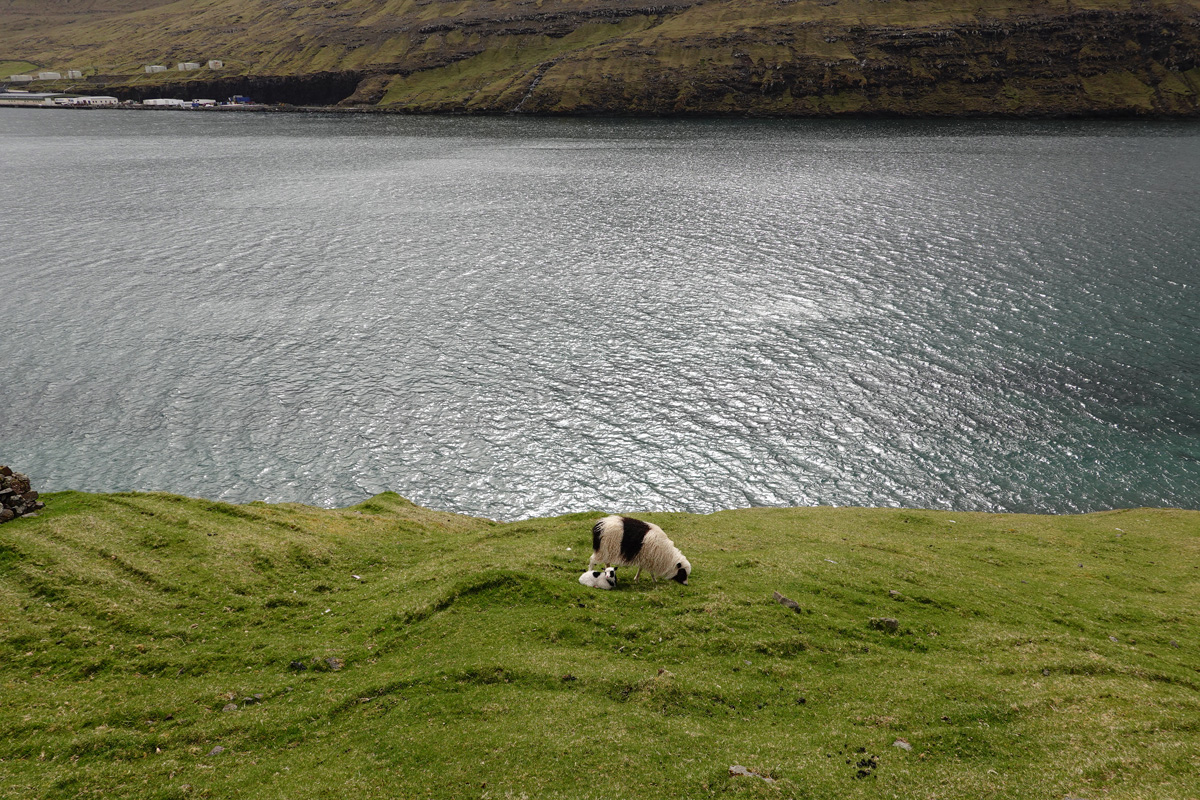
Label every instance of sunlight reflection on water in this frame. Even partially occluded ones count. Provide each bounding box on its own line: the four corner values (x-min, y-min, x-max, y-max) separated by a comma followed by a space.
1, 112, 1198, 519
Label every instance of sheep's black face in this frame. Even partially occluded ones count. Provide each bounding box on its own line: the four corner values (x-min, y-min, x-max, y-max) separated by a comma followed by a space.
672, 564, 689, 585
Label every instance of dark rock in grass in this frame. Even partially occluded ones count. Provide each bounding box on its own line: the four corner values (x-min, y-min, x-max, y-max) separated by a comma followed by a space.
0, 508, 13, 524
208, 746, 224, 756
288, 661, 308, 671
309, 656, 344, 672
0, 466, 12, 477
242, 694, 263, 705
773, 591, 802, 612
1171, 640, 1180, 648
869, 617, 899, 633
221, 703, 238, 712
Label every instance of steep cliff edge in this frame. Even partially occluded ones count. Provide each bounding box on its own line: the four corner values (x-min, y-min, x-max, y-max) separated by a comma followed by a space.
2, 0, 1198, 115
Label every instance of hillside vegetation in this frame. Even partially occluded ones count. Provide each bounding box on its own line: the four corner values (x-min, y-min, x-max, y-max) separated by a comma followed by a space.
1, 491, 1197, 798
0, 0, 1198, 113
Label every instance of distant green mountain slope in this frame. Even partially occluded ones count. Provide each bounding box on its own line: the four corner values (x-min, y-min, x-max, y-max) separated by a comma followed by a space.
1, 0, 1198, 114
1, 492, 1198, 797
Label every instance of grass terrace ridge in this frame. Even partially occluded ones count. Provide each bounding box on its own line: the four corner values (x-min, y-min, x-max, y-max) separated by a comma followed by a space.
1, 491, 1197, 798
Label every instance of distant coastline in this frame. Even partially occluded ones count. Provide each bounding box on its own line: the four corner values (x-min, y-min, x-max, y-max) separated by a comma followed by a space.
4, 97, 1200, 119
3, 0, 1199, 119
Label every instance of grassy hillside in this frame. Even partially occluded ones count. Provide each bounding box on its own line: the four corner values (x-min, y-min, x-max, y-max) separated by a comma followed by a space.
1, 0, 1198, 114
1, 491, 1197, 798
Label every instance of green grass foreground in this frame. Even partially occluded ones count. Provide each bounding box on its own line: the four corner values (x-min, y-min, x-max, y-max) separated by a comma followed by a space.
1, 492, 1197, 799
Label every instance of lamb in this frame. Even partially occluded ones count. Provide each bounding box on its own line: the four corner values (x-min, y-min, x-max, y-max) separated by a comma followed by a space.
579, 566, 618, 590
589, 515, 691, 585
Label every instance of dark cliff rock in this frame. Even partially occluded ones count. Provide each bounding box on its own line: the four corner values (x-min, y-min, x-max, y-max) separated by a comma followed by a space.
381, 8, 1200, 116
105, 71, 365, 106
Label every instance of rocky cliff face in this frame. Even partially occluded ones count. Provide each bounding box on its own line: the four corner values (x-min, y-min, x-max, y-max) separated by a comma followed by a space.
1, 0, 1197, 115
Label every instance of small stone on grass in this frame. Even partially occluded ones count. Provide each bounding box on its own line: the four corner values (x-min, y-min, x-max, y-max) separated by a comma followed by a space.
729, 765, 775, 783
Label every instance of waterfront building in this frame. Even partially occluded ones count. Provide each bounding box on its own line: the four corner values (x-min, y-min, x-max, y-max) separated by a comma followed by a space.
0, 91, 68, 106
72, 96, 119, 106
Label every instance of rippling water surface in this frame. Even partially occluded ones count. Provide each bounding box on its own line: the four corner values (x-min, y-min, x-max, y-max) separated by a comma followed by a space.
1, 110, 1197, 519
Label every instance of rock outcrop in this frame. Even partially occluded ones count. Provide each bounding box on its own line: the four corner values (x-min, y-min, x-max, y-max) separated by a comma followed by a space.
0, 466, 44, 523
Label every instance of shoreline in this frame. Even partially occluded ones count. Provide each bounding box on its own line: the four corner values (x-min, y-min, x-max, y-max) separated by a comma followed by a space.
26, 488, 1200, 524
4, 100, 1200, 120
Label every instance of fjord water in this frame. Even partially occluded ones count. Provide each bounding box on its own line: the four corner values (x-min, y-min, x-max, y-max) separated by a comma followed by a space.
1, 110, 1197, 520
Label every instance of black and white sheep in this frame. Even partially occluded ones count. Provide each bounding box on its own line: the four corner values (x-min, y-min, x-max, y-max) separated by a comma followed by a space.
589, 515, 691, 585
579, 566, 617, 590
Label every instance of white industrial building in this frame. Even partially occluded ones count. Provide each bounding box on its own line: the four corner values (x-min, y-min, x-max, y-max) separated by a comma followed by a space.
144, 98, 187, 106
41, 95, 118, 107
0, 91, 66, 106
71, 96, 119, 106
177, 62, 201, 71
8, 75, 34, 83
145, 65, 167, 73
66, 70, 83, 79
37, 72, 62, 81
207, 60, 224, 69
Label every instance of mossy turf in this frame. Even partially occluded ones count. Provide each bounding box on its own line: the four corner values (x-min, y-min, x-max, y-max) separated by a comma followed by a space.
1, 492, 1197, 799
0, 61, 40, 78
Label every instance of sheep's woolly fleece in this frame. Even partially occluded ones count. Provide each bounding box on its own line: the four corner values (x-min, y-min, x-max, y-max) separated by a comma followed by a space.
579, 566, 617, 590
589, 515, 691, 584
